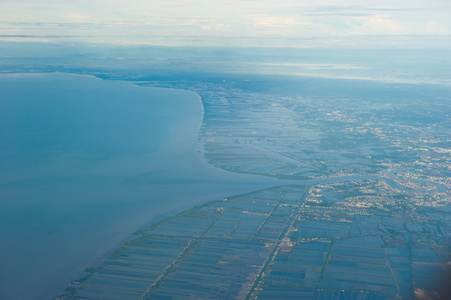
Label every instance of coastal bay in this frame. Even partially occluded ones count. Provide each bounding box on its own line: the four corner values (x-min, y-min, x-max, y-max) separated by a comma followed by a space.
0, 73, 278, 299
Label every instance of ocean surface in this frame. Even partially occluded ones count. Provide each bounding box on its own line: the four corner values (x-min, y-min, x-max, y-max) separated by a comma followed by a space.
0, 73, 279, 299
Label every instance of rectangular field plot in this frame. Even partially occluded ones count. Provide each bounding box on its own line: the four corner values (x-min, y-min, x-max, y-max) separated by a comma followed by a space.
355, 215, 387, 236
384, 246, 411, 296
261, 241, 330, 290
320, 237, 397, 297
150, 239, 270, 299
412, 262, 450, 291
412, 239, 451, 291
146, 206, 220, 237
277, 186, 306, 204
232, 188, 283, 205
71, 287, 142, 300
220, 199, 275, 213
256, 287, 316, 299
206, 210, 246, 238
69, 236, 190, 299
314, 289, 390, 300
229, 213, 267, 239
256, 205, 293, 239
292, 220, 352, 239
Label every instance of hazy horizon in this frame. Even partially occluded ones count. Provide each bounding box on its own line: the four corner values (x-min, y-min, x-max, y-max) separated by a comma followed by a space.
1, 0, 450, 49
1, 1, 450, 299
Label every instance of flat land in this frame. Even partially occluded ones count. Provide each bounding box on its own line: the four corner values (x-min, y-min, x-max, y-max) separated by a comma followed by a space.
60, 77, 451, 299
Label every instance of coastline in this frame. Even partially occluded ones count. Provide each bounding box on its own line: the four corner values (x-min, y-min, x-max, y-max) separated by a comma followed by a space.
0, 72, 281, 299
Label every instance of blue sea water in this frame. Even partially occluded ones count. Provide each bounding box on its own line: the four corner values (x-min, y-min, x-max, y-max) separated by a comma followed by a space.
0, 73, 278, 299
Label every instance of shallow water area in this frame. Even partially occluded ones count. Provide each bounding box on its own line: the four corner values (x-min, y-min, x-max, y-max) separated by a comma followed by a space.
0, 73, 279, 299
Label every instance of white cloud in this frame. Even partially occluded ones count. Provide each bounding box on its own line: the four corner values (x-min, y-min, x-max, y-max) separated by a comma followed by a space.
0, 0, 450, 48
261, 63, 366, 70
252, 16, 301, 28
349, 14, 412, 35
424, 22, 450, 35
66, 13, 90, 22
347, 14, 450, 36
200, 24, 231, 32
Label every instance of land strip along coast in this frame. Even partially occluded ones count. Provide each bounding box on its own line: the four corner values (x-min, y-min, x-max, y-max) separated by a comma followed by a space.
60, 75, 450, 299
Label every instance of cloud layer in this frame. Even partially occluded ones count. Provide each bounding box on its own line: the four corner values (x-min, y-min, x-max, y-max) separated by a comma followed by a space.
0, 0, 450, 48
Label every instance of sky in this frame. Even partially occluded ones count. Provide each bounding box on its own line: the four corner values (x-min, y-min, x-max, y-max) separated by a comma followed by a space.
1, 0, 451, 48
